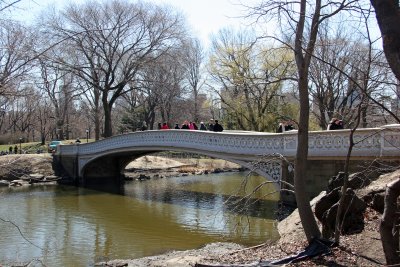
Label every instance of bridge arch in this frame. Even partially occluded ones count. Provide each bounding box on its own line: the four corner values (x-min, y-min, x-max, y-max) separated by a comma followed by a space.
78, 145, 283, 191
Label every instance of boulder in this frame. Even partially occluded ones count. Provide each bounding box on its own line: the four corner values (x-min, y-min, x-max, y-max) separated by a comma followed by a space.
328, 170, 383, 193
0, 180, 10, 186
315, 188, 366, 238
362, 189, 386, 214
10, 179, 30, 186
30, 173, 45, 180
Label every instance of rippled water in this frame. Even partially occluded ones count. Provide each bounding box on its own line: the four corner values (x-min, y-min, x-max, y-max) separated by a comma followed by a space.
0, 172, 280, 266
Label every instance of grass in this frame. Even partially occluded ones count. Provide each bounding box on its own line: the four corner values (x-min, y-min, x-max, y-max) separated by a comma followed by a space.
0, 142, 47, 154
0, 139, 94, 154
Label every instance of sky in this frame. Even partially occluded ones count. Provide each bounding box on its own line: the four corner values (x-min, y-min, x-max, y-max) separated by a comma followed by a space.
10, 0, 259, 48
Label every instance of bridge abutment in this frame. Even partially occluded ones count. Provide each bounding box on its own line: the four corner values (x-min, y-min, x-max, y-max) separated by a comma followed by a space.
280, 159, 400, 205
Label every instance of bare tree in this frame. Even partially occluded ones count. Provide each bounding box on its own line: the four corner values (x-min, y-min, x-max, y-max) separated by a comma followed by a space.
0, 0, 22, 12
0, 20, 35, 98
36, 58, 78, 140
310, 20, 393, 129
183, 38, 204, 122
247, 0, 363, 242
40, 0, 187, 137
137, 48, 186, 128
208, 28, 295, 132
371, 0, 400, 81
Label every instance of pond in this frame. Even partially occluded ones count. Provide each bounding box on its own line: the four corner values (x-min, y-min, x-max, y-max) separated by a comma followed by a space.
0, 171, 280, 266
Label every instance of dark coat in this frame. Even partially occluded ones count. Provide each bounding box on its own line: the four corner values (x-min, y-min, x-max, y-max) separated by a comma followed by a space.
328, 123, 343, 130
213, 123, 223, 132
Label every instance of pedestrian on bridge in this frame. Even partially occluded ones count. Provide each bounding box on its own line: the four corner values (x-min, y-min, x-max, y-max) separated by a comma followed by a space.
213, 120, 224, 132
277, 119, 295, 133
161, 122, 169, 130
181, 121, 190, 129
141, 122, 147, 131
327, 118, 344, 130
208, 119, 214, 131
189, 122, 198, 130
200, 122, 207, 130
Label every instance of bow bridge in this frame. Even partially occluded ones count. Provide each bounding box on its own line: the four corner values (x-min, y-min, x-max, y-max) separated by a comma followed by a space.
55, 125, 400, 198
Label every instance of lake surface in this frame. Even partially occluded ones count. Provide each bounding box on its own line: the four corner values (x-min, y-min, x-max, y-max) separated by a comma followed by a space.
0, 172, 280, 266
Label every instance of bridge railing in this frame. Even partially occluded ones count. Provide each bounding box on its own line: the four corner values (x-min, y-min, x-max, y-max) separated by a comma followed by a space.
57, 124, 400, 159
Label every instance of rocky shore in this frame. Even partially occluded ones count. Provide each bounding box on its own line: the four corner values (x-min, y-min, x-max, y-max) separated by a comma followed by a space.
0, 154, 58, 186
123, 155, 243, 181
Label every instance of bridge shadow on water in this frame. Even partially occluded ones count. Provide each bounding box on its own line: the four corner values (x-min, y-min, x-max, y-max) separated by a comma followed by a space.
83, 178, 279, 220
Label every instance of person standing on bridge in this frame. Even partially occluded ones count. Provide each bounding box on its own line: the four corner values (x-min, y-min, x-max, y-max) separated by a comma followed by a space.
141, 121, 147, 131
213, 120, 224, 132
277, 119, 295, 133
189, 121, 198, 130
161, 122, 169, 130
208, 119, 214, 131
327, 118, 344, 130
200, 122, 207, 130
181, 120, 190, 129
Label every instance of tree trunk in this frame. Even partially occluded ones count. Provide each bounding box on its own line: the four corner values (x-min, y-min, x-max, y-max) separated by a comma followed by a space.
102, 96, 113, 138
295, 75, 321, 242
371, 0, 400, 81
292, 0, 322, 242
380, 177, 400, 265
94, 111, 101, 141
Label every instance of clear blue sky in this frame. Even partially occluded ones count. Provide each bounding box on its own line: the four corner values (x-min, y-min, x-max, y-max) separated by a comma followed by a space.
10, 0, 259, 47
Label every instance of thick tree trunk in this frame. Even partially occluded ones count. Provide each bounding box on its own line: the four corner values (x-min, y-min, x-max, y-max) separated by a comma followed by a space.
380, 177, 400, 265
102, 96, 113, 137
371, 0, 400, 81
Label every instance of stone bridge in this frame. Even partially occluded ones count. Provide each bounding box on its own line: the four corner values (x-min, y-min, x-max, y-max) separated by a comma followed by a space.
55, 124, 400, 197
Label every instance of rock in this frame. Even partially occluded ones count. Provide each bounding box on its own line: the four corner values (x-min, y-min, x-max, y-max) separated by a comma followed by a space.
9, 179, 30, 186
30, 173, 45, 180
314, 189, 340, 221
138, 174, 150, 180
315, 188, 366, 238
0, 180, 10, 186
278, 191, 326, 244
328, 169, 389, 193
213, 168, 222, 173
43, 176, 60, 181
363, 189, 386, 214
21, 174, 31, 181
371, 192, 385, 214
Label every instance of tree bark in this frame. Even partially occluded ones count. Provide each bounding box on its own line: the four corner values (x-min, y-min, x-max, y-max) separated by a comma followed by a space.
102, 93, 113, 138
293, 0, 322, 242
380, 177, 400, 265
371, 0, 400, 81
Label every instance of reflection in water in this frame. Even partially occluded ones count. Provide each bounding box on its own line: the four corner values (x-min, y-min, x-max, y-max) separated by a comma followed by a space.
0, 172, 280, 266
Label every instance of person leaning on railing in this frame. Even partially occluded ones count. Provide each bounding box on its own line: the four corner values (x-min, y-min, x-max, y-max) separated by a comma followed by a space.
327, 118, 344, 130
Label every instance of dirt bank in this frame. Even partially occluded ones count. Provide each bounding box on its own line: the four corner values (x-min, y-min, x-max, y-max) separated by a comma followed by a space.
0, 154, 54, 181
124, 155, 242, 180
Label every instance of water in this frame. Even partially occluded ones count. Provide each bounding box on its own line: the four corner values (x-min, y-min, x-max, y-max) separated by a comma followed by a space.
0, 172, 280, 266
